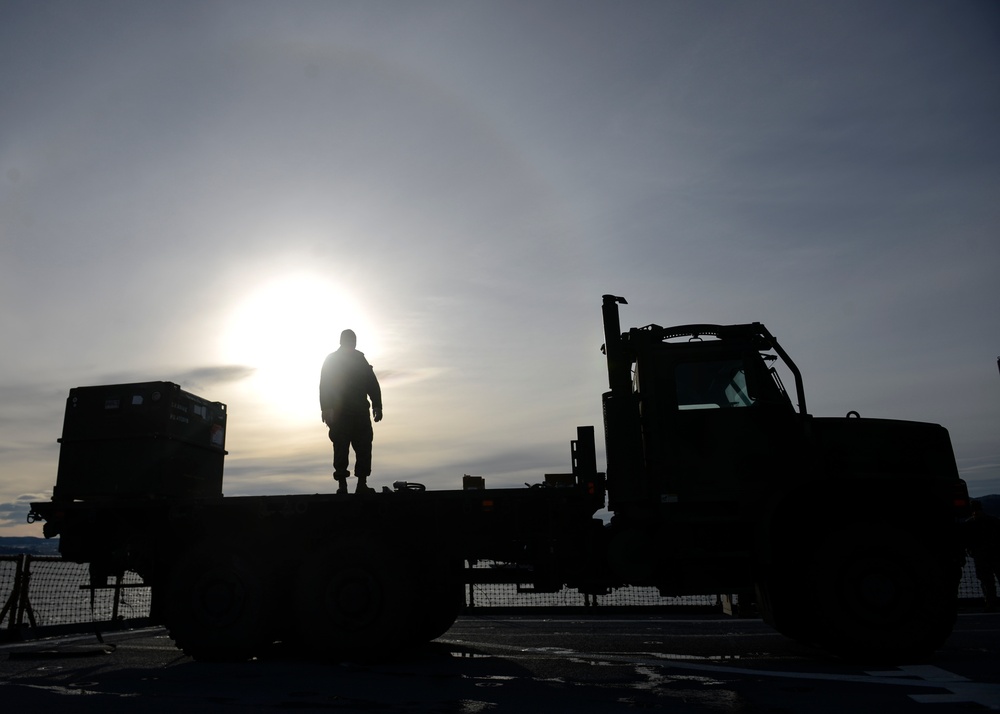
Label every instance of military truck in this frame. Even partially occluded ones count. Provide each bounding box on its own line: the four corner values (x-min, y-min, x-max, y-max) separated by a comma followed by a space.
29, 295, 969, 662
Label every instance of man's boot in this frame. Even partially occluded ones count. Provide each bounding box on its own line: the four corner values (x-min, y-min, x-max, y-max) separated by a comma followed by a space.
356, 476, 376, 495
335, 475, 349, 495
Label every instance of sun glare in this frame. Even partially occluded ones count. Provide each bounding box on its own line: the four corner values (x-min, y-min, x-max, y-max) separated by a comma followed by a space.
222, 275, 376, 422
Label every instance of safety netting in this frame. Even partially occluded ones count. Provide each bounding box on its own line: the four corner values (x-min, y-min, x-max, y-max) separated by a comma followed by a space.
1, 555, 993, 637
1, 555, 151, 634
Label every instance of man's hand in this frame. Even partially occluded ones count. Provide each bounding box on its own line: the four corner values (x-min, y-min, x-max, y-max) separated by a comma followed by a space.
373, 408, 383, 423
321, 409, 334, 425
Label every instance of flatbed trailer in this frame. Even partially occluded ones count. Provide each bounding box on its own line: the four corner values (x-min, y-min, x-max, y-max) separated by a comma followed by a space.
31, 425, 608, 661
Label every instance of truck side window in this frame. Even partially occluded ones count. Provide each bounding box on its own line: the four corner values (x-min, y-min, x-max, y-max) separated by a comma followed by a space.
675, 360, 754, 410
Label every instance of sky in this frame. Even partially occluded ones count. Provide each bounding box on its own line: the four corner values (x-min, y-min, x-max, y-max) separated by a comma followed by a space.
2, 1, 998, 536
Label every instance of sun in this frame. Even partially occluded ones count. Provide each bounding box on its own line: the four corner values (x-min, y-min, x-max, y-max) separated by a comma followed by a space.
221, 274, 376, 421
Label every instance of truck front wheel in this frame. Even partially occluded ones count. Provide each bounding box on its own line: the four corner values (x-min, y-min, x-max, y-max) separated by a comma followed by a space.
754, 568, 817, 648
811, 524, 957, 661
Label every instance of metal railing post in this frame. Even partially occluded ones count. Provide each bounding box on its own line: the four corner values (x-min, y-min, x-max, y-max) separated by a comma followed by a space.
0, 555, 25, 631
111, 573, 122, 625
16, 555, 37, 629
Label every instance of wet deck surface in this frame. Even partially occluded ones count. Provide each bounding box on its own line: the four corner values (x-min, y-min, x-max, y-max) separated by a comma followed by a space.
2, 612, 998, 712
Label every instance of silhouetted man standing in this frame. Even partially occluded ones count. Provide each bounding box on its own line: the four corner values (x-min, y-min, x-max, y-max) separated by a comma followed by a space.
320, 329, 383, 495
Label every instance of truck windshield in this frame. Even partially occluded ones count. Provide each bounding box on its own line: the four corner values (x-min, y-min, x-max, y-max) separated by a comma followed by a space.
675, 360, 753, 410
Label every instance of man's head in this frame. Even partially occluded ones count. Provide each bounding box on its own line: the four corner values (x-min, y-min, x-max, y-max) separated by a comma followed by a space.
340, 329, 357, 349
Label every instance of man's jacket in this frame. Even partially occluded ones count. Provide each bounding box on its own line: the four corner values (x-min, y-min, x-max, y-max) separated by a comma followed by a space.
319, 347, 382, 418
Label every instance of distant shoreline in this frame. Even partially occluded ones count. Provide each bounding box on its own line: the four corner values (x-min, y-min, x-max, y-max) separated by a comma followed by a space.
0, 536, 60, 556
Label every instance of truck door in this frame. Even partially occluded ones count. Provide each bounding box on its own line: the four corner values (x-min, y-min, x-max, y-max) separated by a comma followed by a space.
638, 346, 794, 516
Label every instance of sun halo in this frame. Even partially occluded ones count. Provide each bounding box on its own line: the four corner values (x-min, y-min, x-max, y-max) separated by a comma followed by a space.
221, 275, 377, 422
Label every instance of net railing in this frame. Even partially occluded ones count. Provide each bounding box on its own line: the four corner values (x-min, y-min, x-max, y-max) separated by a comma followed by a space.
1, 555, 151, 637
468, 559, 992, 609
1, 555, 993, 640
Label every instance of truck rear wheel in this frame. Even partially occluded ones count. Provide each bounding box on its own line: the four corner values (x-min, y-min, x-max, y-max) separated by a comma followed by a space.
811, 524, 957, 661
294, 537, 416, 661
163, 539, 274, 661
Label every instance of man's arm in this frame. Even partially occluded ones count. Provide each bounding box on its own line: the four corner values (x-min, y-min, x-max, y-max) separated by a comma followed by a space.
368, 366, 383, 422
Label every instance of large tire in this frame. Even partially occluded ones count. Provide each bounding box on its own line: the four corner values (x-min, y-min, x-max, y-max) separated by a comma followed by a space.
409, 561, 465, 644
811, 524, 958, 662
754, 568, 818, 648
294, 537, 417, 661
162, 539, 275, 661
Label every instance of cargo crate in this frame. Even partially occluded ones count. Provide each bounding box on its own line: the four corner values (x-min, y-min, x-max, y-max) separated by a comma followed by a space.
60, 382, 226, 449
54, 382, 226, 500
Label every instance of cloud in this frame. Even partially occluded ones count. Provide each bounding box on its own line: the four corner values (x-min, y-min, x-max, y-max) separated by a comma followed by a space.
0, 380, 66, 415
33, 366, 258, 395
957, 455, 1000, 499
372, 368, 443, 388
0, 494, 49, 528
170, 365, 256, 391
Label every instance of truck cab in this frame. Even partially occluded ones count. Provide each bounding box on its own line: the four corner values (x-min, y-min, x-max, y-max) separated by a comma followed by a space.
602, 294, 803, 515
599, 294, 967, 658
